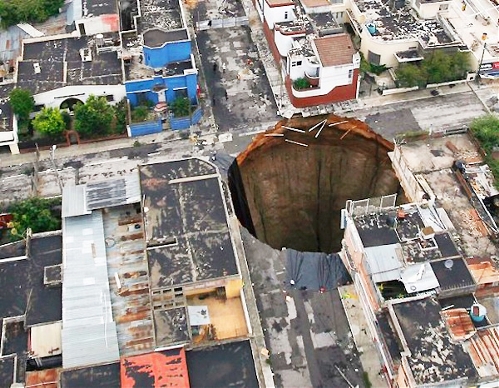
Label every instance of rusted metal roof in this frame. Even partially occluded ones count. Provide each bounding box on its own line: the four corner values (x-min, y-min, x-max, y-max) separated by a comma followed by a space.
121, 347, 190, 388
465, 257, 499, 285
441, 308, 476, 341
467, 327, 499, 378
25, 368, 60, 388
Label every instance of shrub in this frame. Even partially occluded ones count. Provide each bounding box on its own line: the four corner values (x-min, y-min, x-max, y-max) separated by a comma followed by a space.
131, 105, 150, 122
171, 97, 191, 117
9, 88, 35, 122
73, 95, 114, 138
32, 107, 65, 137
8, 197, 61, 241
293, 78, 310, 90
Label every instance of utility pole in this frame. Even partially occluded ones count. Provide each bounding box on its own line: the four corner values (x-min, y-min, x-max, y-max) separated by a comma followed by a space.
50, 145, 63, 193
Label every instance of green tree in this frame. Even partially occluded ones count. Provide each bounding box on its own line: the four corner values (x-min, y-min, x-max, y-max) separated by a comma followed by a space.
9, 88, 35, 122
448, 51, 470, 80
396, 51, 470, 87
470, 115, 499, 153
293, 78, 310, 90
32, 107, 65, 136
8, 197, 61, 240
395, 63, 427, 88
113, 98, 128, 134
0, 0, 64, 28
171, 97, 191, 117
470, 114, 499, 188
423, 50, 451, 84
73, 95, 114, 137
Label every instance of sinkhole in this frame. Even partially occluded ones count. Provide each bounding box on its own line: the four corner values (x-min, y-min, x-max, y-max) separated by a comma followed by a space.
229, 114, 403, 254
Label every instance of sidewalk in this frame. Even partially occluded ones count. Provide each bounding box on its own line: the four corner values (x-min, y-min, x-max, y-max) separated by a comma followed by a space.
338, 284, 388, 388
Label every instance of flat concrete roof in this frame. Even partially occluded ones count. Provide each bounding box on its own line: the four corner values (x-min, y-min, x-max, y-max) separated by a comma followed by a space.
60, 362, 121, 388
392, 297, 476, 385
18, 35, 123, 94
141, 159, 238, 288
186, 340, 259, 387
0, 234, 62, 326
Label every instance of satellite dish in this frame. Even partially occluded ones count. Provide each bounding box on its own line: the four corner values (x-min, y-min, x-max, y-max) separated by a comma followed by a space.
444, 259, 454, 270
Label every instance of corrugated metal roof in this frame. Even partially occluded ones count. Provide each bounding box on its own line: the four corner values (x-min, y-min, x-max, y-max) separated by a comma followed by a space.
364, 244, 403, 283
0, 25, 29, 62
61, 211, 119, 368
62, 185, 90, 218
86, 172, 141, 210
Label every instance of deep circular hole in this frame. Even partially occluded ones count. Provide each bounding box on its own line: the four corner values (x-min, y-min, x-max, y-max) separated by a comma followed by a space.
229, 116, 403, 253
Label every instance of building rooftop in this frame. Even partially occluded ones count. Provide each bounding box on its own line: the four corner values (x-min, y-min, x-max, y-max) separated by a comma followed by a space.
265, 0, 294, 6
314, 34, 355, 67
392, 296, 476, 385
352, 0, 462, 48
59, 362, 121, 388
120, 347, 190, 387
140, 159, 239, 288
466, 257, 499, 285
143, 29, 188, 48
153, 307, 190, 347
18, 35, 123, 95
139, 0, 184, 33
0, 234, 62, 326
62, 173, 141, 217
392, 133, 499, 259
79, 0, 117, 17
300, 0, 330, 8
101, 203, 154, 356
0, 354, 16, 386
26, 368, 60, 388
186, 340, 259, 387
0, 82, 14, 133
431, 258, 475, 292
467, 326, 499, 378
61, 211, 119, 369
308, 13, 342, 36
125, 57, 194, 81
351, 196, 478, 296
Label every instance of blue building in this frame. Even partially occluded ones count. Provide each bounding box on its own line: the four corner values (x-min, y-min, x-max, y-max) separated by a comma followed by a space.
121, 0, 202, 131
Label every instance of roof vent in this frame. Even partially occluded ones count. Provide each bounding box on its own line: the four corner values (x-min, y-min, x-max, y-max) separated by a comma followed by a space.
44, 264, 62, 287
33, 62, 41, 74
80, 48, 92, 62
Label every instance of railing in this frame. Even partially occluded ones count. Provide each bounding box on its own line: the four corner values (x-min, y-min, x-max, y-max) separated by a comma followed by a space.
170, 106, 203, 130
129, 119, 163, 137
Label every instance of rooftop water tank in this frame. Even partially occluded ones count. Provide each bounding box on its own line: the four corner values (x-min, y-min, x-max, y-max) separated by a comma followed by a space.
366, 23, 376, 35
470, 303, 487, 323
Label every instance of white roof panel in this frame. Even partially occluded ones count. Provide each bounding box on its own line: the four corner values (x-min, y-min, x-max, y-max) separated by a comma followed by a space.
365, 243, 403, 283
61, 211, 119, 368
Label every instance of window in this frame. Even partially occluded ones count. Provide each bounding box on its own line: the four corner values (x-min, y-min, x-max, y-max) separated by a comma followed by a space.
104, 95, 114, 102
291, 60, 302, 67
284, 11, 288, 19
439, 3, 449, 10
367, 50, 381, 65
174, 88, 188, 99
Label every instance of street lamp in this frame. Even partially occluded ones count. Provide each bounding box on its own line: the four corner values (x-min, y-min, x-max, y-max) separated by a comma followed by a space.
50, 145, 63, 193
477, 32, 488, 84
